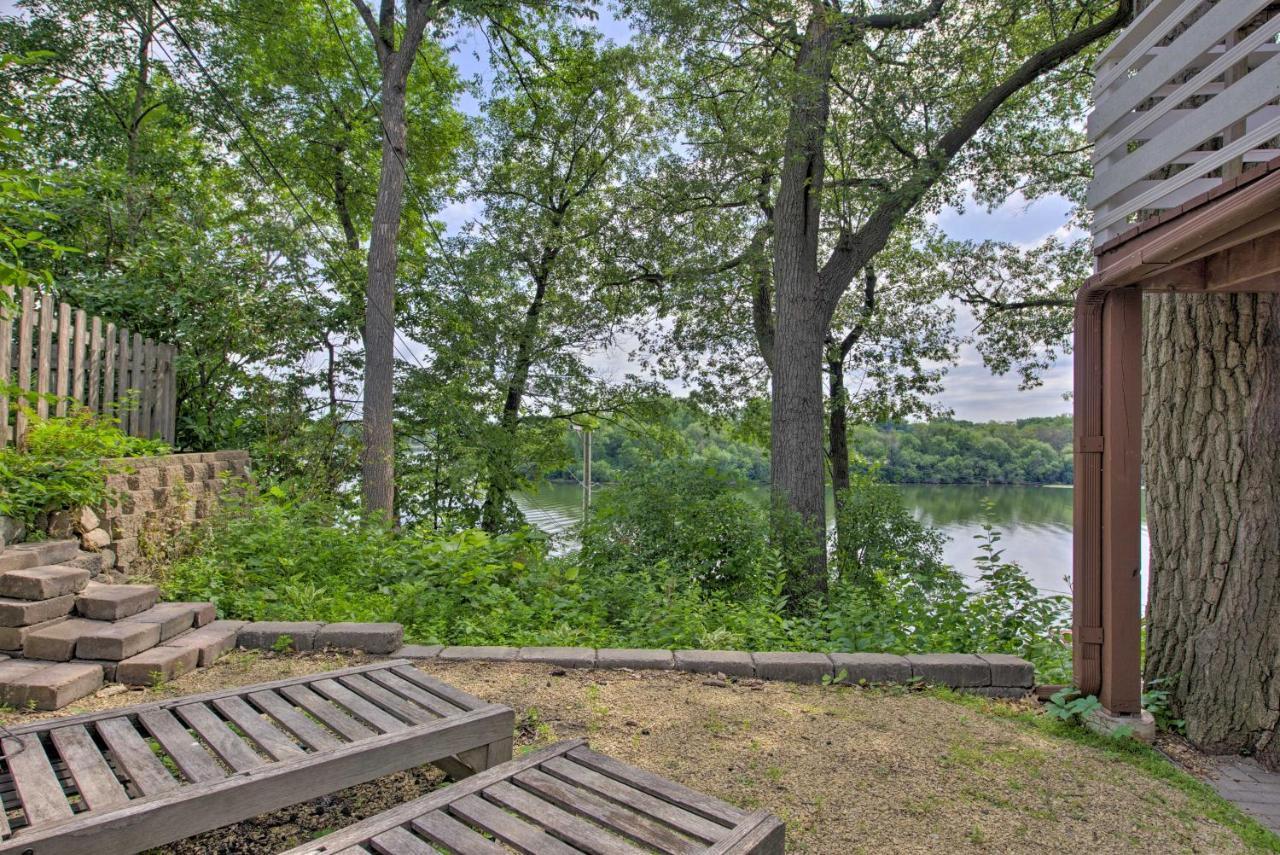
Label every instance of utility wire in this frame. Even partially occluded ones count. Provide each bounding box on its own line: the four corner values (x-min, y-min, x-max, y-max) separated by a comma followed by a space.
145, 0, 428, 372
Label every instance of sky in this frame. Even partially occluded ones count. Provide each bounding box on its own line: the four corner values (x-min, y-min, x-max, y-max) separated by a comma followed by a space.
1, 1, 1079, 423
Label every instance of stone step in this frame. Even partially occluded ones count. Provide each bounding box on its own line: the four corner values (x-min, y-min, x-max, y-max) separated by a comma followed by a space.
77, 621, 162, 661
122, 603, 202, 641
116, 645, 199, 686
161, 620, 243, 667
0, 661, 103, 711
0, 594, 75, 628
0, 565, 90, 601
0, 540, 81, 574
23, 618, 109, 661
75, 582, 159, 620
0, 616, 69, 652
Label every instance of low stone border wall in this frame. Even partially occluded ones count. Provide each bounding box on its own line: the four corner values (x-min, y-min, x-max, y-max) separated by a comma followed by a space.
389, 643, 1035, 697
236, 621, 405, 655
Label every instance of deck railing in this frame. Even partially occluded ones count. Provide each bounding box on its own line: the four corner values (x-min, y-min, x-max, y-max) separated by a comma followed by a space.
1087, 0, 1280, 244
1, 286, 177, 447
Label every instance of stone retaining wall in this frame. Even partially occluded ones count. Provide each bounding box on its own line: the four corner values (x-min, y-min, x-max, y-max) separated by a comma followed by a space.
58, 451, 251, 578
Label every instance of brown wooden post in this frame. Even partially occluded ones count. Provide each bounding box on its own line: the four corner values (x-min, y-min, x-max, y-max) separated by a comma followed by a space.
1099, 287, 1144, 715
1073, 289, 1105, 697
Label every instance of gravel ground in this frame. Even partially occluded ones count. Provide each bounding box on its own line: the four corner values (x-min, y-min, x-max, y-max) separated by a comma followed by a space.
0, 650, 1274, 854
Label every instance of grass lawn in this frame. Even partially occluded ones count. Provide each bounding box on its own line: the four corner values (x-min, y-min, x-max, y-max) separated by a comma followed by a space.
3, 651, 1276, 854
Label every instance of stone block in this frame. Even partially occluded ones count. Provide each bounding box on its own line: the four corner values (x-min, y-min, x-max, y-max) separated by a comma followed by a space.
76, 507, 100, 534
0, 616, 70, 652
1086, 707, 1155, 742
0, 564, 90, 600
23, 618, 104, 661
0, 594, 76, 628
597, 648, 675, 671
673, 649, 755, 678
72, 658, 118, 681
116, 646, 199, 686
122, 602, 198, 640
314, 622, 404, 654
75, 582, 159, 621
393, 644, 443, 660
163, 620, 244, 666
64, 551, 104, 575
113, 537, 140, 565
3, 662, 103, 711
0, 659, 51, 701
438, 645, 519, 662
518, 647, 596, 668
76, 621, 161, 661
978, 653, 1035, 688
830, 652, 912, 685
237, 621, 323, 652
752, 651, 834, 684
906, 653, 992, 687
81, 527, 112, 550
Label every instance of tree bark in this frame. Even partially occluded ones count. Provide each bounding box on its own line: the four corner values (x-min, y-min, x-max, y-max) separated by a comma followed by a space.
1144, 292, 1280, 769
770, 13, 838, 599
360, 76, 407, 520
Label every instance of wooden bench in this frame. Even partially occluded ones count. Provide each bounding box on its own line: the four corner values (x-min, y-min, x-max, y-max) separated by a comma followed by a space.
0, 659, 514, 855
284, 739, 784, 854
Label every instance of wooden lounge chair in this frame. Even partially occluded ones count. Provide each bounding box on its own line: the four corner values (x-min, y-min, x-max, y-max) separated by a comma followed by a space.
285, 739, 785, 854
0, 659, 514, 855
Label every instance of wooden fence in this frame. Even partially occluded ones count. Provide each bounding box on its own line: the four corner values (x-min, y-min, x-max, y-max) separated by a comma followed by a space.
2, 287, 177, 447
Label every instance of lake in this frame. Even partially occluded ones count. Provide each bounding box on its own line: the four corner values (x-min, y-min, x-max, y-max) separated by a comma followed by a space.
515, 482, 1151, 599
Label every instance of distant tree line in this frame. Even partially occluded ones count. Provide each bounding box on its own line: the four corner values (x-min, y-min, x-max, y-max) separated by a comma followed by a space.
548, 408, 1073, 487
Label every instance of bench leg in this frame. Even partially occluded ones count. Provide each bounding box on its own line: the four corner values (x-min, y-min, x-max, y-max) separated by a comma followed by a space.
435, 735, 514, 780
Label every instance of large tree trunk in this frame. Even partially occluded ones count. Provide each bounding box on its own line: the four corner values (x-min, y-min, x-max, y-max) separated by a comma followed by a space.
1144, 292, 1280, 769
770, 16, 836, 599
360, 80, 408, 520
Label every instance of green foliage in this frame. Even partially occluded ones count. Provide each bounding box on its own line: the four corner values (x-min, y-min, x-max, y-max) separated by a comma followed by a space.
1143, 677, 1186, 734
0, 409, 167, 527
1044, 688, 1102, 724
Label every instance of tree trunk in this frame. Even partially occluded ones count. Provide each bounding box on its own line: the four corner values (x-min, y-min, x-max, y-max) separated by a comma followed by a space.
770, 15, 837, 599
1144, 292, 1280, 769
481, 274, 549, 532
360, 80, 408, 520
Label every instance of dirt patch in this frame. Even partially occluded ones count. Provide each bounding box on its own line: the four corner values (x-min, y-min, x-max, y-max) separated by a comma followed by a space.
0, 652, 1270, 854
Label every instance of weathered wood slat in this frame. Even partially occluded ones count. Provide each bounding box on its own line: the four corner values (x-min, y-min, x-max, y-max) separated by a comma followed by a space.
48, 726, 129, 812
411, 811, 506, 855
449, 793, 580, 855
4, 734, 73, 826
310, 678, 409, 734
14, 288, 33, 440
71, 308, 87, 405
87, 316, 103, 412
130, 331, 145, 437
702, 812, 783, 855
94, 718, 180, 798
366, 671, 465, 718
541, 757, 724, 843
102, 322, 116, 410
568, 746, 744, 826
368, 825, 439, 855
391, 665, 485, 712
339, 674, 435, 725
484, 779, 649, 855
278, 685, 375, 743
175, 703, 266, 772
54, 302, 70, 416
211, 696, 307, 762
515, 767, 700, 855
0, 286, 12, 447
115, 327, 129, 433
138, 709, 226, 784
249, 690, 344, 752
35, 292, 53, 420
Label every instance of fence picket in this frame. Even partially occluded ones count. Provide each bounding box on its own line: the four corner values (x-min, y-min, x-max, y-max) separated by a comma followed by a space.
0, 286, 11, 447
55, 302, 71, 416
72, 308, 87, 406
15, 288, 34, 441
88, 316, 103, 412
131, 331, 145, 438
116, 327, 131, 434
103, 322, 116, 411
36, 292, 53, 419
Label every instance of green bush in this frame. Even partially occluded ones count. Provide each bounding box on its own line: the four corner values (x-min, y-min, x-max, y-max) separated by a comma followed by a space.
0, 409, 167, 528
165, 466, 1072, 678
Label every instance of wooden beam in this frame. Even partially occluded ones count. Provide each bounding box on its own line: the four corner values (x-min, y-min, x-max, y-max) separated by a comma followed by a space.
1099, 288, 1143, 715
1073, 290, 1105, 698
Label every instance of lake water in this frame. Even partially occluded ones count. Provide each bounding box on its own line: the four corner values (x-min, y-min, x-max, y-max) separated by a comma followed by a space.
515, 482, 1151, 600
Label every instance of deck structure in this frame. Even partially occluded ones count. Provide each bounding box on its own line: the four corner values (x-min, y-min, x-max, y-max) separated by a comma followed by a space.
1076, 0, 1280, 718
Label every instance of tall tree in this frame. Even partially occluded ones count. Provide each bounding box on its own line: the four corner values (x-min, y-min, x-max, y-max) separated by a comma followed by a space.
350, 0, 444, 519
1144, 294, 1280, 769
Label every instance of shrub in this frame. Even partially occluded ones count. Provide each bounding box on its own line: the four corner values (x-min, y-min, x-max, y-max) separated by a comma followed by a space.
0, 409, 167, 529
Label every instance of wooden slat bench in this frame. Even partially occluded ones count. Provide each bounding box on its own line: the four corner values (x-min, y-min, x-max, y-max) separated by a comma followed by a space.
284, 740, 784, 854
0, 659, 514, 855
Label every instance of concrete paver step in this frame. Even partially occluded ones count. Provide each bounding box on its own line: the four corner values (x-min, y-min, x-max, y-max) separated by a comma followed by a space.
116, 645, 199, 686
0, 594, 75, 628
122, 602, 202, 641
23, 618, 109, 661
76, 620, 162, 661
0, 565, 90, 601
162, 620, 243, 667
0, 661, 103, 711
0, 540, 81, 574
75, 581, 159, 620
